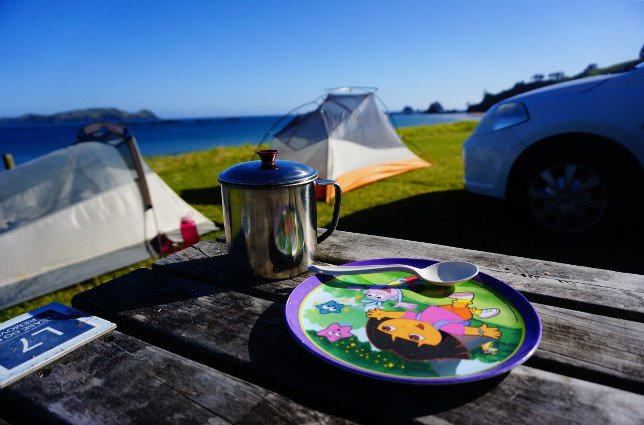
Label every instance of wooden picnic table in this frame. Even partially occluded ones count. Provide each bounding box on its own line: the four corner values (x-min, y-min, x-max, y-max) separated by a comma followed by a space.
1, 230, 642, 424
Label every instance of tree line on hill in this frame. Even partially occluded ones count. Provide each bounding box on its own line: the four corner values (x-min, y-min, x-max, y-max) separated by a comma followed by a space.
405, 59, 641, 114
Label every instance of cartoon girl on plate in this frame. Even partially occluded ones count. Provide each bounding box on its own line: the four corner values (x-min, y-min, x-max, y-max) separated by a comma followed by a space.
365, 306, 501, 361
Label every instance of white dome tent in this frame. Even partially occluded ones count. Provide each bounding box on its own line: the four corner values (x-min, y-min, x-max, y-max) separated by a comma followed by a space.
0, 122, 217, 309
269, 87, 431, 200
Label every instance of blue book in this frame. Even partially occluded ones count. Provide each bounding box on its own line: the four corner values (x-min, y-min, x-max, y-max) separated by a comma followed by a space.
0, 302, 116, 388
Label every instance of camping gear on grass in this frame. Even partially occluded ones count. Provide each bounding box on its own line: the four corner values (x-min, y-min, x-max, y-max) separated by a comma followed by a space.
180, 213, 200, 248
0, 122, 217, 309
268, 87, 431, 200
218, 149, 341, 279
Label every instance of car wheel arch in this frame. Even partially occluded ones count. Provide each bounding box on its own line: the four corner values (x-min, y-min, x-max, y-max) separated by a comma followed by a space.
505, 133, 643, 200
505, 132, 643, 235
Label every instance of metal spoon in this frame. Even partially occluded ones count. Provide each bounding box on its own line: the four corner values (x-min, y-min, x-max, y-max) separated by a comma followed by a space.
308, 261, 479, 286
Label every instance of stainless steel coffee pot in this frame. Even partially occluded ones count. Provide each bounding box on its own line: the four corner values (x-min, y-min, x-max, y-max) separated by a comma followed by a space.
218, 150, 342, 279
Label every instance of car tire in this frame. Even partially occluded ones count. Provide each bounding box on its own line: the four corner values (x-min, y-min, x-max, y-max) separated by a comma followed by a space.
513, 149, 627, 236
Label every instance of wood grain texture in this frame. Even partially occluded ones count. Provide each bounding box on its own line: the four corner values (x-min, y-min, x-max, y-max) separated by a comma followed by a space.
0, 331, 354, 425
314, 231, 644, 320
154, 233, 643, 322
530, 303, 643, 392
153, 241, 306, 303
152, 243, 644, 391
71, 268, 644, 424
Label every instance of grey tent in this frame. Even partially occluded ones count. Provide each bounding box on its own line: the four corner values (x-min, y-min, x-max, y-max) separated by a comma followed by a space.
270, 88, 431, 200
0, 122, 217, 309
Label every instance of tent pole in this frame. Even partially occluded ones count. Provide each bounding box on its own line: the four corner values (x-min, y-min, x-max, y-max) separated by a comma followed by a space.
254, 100, 321, 159
2, 153, 15, 170
125, 137, 153, 210
125, 136, 164, 257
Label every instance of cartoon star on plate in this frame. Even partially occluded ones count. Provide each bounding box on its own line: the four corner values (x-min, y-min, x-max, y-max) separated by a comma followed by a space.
316, 300, 345, 315
317, 323, 353, 342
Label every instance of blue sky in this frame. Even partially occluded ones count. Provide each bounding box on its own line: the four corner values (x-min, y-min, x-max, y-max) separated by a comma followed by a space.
1, 0, 643, 119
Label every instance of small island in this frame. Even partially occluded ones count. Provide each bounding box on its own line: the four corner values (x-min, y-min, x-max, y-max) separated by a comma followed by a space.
0, 107, 158, 125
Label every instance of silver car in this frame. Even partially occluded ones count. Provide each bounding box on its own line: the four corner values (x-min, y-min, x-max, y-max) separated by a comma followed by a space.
463, 52, 644, 235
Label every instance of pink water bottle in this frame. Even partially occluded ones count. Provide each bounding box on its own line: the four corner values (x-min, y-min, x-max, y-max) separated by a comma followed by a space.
180, 214, 200, 247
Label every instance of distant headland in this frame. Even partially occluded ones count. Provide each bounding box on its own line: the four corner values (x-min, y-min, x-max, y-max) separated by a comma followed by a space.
3, 57, 642, 124
0, 107, 158, 125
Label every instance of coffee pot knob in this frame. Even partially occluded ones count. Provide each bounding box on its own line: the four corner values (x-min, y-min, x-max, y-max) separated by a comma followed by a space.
257, 150, 279, 170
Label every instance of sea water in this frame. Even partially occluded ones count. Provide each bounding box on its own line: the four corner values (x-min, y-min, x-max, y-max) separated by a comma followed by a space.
0, 113, 480, 167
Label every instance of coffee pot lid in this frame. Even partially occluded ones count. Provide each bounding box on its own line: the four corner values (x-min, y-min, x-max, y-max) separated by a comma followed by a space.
218, 150, 318, 186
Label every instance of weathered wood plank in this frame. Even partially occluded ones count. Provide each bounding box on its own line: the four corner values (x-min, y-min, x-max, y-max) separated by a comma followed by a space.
530, 303, 643, 392
0, 331, 354, 425
72, 268, 644, 424
153, 241, 305, 303
315, 231, 644, 320
456, 367, 642, 425
154, 233, 643, 321
152, 256, 644, 391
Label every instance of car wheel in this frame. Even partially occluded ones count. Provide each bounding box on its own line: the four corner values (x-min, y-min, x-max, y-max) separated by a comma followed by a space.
515, 151, 622, 235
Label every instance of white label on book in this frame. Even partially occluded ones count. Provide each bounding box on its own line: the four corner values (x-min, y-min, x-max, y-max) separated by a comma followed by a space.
0, 302, 116, 388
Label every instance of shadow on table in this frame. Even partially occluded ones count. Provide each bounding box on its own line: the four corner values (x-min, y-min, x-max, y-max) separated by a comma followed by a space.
248, 303, 507, 422
336, 189, 643, 275
72, 267, 226, 314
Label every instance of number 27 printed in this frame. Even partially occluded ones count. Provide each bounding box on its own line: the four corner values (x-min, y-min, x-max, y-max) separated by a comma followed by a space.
20, 327, 64, 353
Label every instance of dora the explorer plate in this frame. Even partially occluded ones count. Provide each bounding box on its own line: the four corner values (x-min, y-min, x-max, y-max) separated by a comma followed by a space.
285, 258, 542, 384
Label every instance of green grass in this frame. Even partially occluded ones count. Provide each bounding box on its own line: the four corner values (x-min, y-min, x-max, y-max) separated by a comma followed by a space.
1, 121, 641, 322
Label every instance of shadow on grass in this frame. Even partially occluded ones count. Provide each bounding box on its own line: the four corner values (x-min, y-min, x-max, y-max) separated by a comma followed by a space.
180, 186, 222, 206
336, 189, 643, 275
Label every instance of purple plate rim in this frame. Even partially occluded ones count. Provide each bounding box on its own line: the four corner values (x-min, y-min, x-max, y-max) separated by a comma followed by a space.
285, 258, 542, 385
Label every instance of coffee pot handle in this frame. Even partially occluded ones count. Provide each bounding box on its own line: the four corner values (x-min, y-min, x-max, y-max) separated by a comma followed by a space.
315, 180, 342, 244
